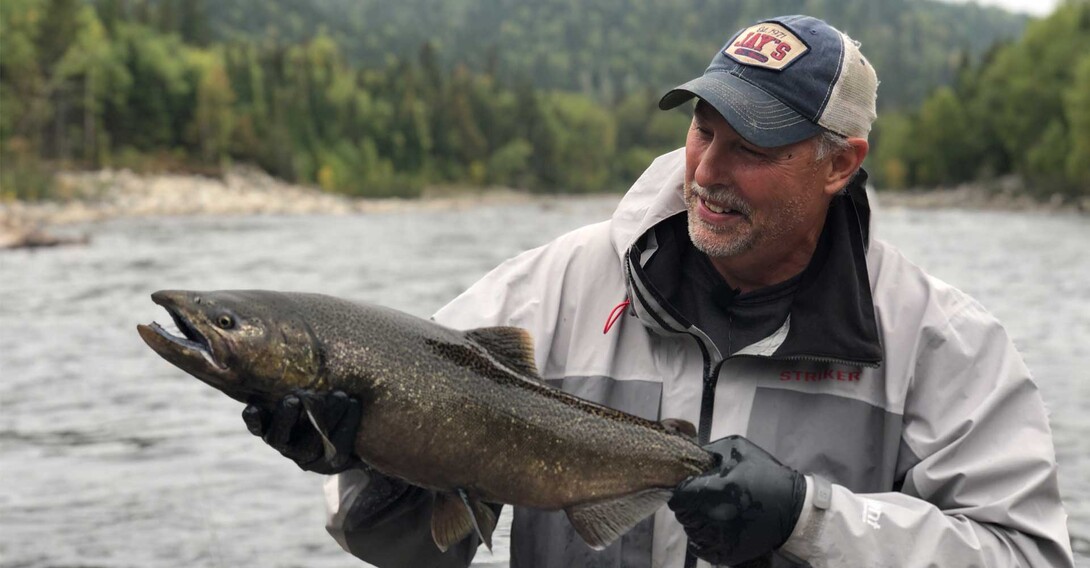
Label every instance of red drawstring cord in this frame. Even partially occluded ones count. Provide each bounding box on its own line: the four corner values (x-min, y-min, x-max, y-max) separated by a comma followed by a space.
603, 299, 631, 334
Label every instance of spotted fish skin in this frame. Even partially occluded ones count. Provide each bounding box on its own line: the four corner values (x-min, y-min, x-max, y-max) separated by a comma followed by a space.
138, 290, 714, 550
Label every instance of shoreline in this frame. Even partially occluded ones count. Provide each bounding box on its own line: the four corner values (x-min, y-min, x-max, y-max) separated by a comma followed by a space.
875, 186, 1088, 214
1, 168, 1085, 249
873, 173, 1088, 213
0, 167, 551, 249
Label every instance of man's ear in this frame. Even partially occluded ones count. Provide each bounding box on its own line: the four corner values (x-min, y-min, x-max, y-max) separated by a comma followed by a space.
824, 138, 868, 196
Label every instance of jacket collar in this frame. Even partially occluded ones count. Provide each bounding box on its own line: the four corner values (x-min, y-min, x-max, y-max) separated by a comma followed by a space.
611, 149, 882, 368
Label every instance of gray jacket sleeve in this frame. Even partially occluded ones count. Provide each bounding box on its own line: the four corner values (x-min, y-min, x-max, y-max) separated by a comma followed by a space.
781, 298, 1074, 567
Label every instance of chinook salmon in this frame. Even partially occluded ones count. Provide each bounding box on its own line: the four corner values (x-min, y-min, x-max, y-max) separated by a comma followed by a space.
137, 290, 714, 552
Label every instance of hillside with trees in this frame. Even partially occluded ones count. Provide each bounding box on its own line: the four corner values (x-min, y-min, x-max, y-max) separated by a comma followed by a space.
93, 0, 1028, 111
1, 0, 1064, 201
871, 0, 1089, 202
191, 0, 1028, 111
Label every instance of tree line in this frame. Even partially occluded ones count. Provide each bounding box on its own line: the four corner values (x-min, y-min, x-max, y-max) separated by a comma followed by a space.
871, 0, 1089, 201
190, 0, 1028, 111
2, 0, 694, 199
2, 0, 1081, 201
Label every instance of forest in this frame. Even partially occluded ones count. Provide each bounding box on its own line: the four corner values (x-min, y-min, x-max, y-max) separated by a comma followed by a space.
0, 0, 1085, 200
871, 0, 1090, 201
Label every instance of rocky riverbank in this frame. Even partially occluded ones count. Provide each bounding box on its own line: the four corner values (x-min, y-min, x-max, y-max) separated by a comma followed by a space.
2, 168, 1085, 250
875, 176, 1089, 213
0, 167, 538, 249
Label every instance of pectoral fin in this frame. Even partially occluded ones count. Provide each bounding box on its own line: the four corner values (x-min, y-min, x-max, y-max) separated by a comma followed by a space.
564, 489, 672, 550
300, 397, 337, 462
459, 489, 497, 551
430, 490, 497, 552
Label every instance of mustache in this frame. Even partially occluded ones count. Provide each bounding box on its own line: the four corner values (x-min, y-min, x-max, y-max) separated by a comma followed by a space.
686, 181, 753, 216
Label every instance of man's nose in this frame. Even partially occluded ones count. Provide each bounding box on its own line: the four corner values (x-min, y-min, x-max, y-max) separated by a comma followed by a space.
693, 141, 735, 188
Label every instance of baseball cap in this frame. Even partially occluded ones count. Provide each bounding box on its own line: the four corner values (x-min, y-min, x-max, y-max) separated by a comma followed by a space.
659, 15, 878, 148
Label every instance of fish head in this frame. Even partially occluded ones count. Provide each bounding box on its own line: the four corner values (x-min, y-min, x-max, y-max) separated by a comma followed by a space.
137, 290, 322, 405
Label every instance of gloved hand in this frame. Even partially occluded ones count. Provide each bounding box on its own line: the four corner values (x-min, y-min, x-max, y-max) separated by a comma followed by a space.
668, 435, 807, 566
244, 390, 423, 534
242, 389, 363, 474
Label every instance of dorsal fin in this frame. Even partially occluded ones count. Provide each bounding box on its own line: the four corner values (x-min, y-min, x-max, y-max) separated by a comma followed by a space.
660, 418, 697, 440
465, 326, 540, 378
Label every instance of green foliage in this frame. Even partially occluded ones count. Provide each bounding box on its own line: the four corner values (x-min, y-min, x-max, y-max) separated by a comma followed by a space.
0, 0, 49, 145
912, 88, 977, 185
190, 0, 1029, 110
977, 3, 1089, 173
1023, 119, 1072, 199
54, 4, 131, 165
869, 113, 915, 189
1064, 54, 1090, 187
538, 91, 617, 192
871, 1, 1090, 200
186, 49, 235, 164
0, 138, 56, 200
487, 139, 533, 187
105, 23, 192, 152
0, 0, 1070, 200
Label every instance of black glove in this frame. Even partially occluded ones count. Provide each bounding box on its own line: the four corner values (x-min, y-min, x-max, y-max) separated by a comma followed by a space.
244, 390, 422, 534
243, 389, 363, 475
668, 435, 807, 566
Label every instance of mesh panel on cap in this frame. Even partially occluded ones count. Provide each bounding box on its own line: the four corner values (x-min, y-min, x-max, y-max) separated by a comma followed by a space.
818, 33, 878, 139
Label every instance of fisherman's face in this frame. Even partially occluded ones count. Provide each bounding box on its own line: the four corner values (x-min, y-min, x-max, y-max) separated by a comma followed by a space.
683, 101, 831, 261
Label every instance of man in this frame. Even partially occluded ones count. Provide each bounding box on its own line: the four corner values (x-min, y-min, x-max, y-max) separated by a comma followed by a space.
245, 15, 1074, 567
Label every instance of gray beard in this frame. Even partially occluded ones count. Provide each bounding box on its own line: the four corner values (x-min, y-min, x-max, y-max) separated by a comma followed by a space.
684, 181, 756, 258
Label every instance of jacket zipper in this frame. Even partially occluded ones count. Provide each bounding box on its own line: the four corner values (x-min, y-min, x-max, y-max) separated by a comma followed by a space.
693, 336, 717, 445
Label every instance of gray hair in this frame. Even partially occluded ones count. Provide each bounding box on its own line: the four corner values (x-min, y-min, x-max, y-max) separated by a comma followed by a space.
813, 130, 852, 161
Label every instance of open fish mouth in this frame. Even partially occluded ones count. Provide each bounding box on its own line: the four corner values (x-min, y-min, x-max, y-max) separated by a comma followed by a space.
137, 301, 225, 372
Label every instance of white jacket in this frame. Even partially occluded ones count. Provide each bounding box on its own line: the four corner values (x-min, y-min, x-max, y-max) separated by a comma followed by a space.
325, 149, 1074, 567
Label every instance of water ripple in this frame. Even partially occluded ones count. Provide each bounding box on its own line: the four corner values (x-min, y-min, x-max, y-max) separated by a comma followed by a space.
1, 198, 1086, 565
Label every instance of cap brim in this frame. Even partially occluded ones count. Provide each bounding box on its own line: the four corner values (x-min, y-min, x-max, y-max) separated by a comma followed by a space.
659, 72, 823, 148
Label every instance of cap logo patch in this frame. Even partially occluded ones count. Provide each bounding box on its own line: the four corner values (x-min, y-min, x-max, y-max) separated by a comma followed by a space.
724, 23, 808, 71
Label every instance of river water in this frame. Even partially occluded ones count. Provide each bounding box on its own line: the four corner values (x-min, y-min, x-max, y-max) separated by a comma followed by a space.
1, 195, 1087, 567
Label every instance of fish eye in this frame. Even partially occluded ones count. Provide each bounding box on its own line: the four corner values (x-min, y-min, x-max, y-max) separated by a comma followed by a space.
217, 314, 235, 329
